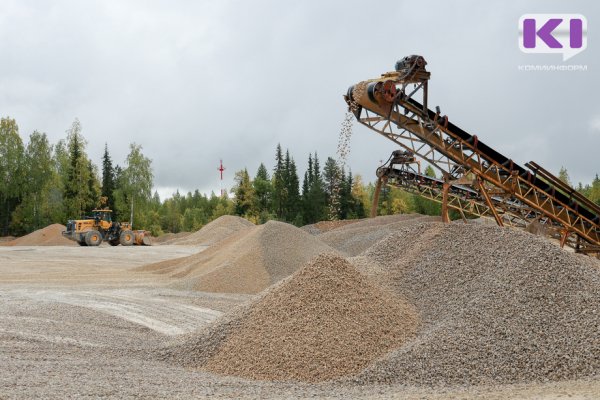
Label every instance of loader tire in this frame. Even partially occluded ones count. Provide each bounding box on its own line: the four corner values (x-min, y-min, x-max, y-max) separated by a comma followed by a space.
85, 230, 103, 246
120, 230, 134, 246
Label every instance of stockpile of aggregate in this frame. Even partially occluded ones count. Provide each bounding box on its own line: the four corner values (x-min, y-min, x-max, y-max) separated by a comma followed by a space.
352, 221, 600, 386
318, 214, 440, 256
140, 220, 338, 294
164, 253, 420, 382
154, 231, 192, 244
156, 215, 600, 386
167, 215, 254, 246
301, 219, 360, 235
1, 224, 76, 246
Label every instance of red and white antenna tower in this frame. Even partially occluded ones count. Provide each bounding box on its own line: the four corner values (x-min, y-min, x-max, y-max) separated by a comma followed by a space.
218, 159, 226, 197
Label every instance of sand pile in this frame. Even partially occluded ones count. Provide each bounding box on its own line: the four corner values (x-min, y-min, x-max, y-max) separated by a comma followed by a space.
318, 214, 440, 256
167, 215, 254, 246
140, 220, 338, 294
165, 253, 419, 382
353, 222, 600, 386
1, 224, 76, 246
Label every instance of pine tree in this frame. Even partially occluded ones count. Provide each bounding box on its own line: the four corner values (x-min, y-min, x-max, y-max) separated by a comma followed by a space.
286, 157, 301, 224
302, 152, 326, 224
101, 143, 116, 211
253, 163, 272, 220
63, 119, 97, 218
272, 144, 287, 219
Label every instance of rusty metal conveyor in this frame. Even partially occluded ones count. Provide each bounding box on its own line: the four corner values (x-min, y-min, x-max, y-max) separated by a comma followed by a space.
346, 55, 600, 254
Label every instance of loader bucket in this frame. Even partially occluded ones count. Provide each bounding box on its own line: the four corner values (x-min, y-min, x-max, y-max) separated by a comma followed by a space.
134, 230, 152, 246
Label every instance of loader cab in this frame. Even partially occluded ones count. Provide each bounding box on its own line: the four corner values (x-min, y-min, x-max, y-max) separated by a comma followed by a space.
92, 209, 112, 222
91, 209, 114, 231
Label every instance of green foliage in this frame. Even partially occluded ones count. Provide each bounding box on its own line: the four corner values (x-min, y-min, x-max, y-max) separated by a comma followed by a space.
11, 131, 61, 233
0, 118, 25, 235
63, 119, 99, 218
232, 168, 254, 217
101, 143, 116, 210
302, 152, 327, 224
115, 143, 153, 229
3, 115, 599, 238
558, 166, 572, 186
252, 163, 272, 216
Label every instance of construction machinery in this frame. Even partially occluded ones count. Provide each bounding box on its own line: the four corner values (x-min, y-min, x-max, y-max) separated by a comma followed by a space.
345, 55, 600, 255
62, 209, 151, 247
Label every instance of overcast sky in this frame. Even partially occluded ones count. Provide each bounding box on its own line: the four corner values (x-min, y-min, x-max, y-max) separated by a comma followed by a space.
1, 0, 598, 199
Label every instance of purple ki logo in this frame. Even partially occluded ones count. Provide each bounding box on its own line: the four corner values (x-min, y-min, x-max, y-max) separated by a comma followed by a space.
519, 14, 587, 61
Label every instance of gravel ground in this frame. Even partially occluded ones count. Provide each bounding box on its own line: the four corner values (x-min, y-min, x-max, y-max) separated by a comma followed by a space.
2, 219, 600, 399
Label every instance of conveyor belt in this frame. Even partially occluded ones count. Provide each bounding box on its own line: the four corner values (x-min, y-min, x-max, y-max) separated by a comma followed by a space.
346, 55, 599, 252
404, 96, 600, 224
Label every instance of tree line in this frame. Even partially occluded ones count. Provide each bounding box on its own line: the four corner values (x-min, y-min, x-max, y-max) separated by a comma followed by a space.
1, 115, 599, 236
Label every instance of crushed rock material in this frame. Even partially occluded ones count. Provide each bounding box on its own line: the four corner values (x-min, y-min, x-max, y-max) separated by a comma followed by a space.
139, 220, 338, 294
353, 222, 600, 386
318, 214, 440, 256
154, 231, 192, 244
1, 224, 76, 246
302, 218, 361, 235
167, 215, 254, 246
164, 253, 419, 382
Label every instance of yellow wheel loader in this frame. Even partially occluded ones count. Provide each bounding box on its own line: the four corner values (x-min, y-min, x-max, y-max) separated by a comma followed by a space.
62, 209, 151, 247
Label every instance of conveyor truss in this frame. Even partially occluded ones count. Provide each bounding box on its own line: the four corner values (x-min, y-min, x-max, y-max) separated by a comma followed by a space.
345, 56, 600, 255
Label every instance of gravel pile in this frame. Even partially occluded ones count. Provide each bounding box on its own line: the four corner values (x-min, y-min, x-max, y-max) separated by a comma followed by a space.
318, 214, 440, 256
154, 231, 192, 244
1, 224, 76, 246
168, 215, 254, 246
165, 253, 419, 382
140, 221, 338, 294
353, 222, 600, 386
301, 219, 360, 235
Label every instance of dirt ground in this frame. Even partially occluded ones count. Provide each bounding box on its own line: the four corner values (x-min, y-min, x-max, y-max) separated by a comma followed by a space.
1, 245, 599, 399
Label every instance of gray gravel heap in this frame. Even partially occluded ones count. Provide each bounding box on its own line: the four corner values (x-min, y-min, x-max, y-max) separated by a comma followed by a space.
141, 221, 338, 294
355, 222, 600, 386
318, 214, 440, 256
168, 215, 254, 246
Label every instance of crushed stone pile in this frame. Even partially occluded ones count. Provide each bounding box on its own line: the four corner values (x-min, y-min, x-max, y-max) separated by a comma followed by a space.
301, 219, 360, 235
318, 214, 440, 256
353, 222, 600, 386
164, 253, 419, 382
1, 224, 76, 246
139, 220, 338, 294
153, 231, 192, 244
167, 215, 254, 246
